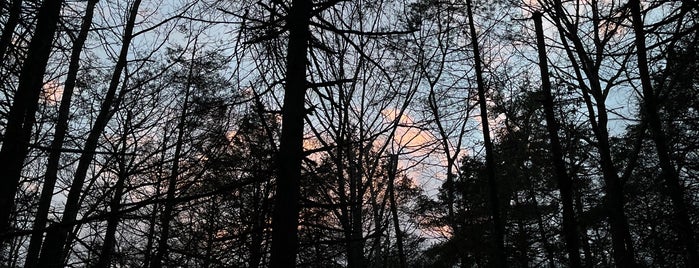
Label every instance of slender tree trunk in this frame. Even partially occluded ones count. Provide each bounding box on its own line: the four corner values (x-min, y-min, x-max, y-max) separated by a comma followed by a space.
533, 12, 582, 268
387, 155, 407, 268
512, 195, 529, 268
0, 0, 22, 62
464, 0, 507, 265
629, 1, 697, 266
368, 169, 385, 264
143, 130, 168, 268
599, 119, 637, 267
336, 143, 353, 267
143, 181, 161, 268
35, 1, 141, 266
574, 182, 595, 268
24, 1, 99, 266
269, 0, 311, 266
528, 190, 556, 268
95, 111, 132, 268
0, 0, 62, 240
202, 198, 217, 268
248, 192, 264, 268
347, 155, 365, 268
149, 42, 196, 268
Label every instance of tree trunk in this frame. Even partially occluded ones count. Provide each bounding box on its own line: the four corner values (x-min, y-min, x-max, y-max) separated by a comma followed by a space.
512, 195, 529, 268
269, 0, 311, 266
528, 189, 556, 268
95, 111, 132, 268
464, 0, 507, 265
149, 41, 196, 268
347, 153, 365, 268
35, 1, 141, 266
0, 0, 62, 240
548, 1, 637, 265
24, 1, 99, 266
533, 12, 582, 268
629, 1, 697, 266
387, 155, 406, 268
574, 182, 595, 268
0, 0, 22, 62
248, 193, 265, 268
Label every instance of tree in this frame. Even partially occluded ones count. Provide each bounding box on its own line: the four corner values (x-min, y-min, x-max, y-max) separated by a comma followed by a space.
540, 0, 638, 265
0, 0, 63, 240
23, 1, 99, 266
269, 0, 312, 266
36, 1, 143, 266
628, 1, 697, 266
465, 0, 507, 265
533, 12, 582, 268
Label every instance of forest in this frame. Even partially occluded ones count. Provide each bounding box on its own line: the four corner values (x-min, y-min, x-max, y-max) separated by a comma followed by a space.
0, 0, 697, 267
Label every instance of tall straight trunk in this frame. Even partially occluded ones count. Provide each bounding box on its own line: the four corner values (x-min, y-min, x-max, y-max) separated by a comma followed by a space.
0, 0, 22, 62
143, 171, 163, 268
574, 182, 595, 268
269, 0, 311, 266
202, 198, 218, 268
143, 130, 168, 268
95, 112, 131, 268
527, 189, 556, 268
387, 155, 406, 268
248, 192, 265, 268
533, 12, 582, 268
629, 1, 697, 266
35, 1, 141, 266
0, 0, 62, 239
512, 195, 529, 268
598, 117, 636, 267
464, 0, 507, 265
149, 42, 196, 268
548, 1, 636, 265
347, 155, 365, 268
24, 1, 99, 266
368, 181, 383, 263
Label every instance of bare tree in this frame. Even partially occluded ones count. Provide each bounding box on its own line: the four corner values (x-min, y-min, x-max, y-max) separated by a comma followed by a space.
629, 1, 697, 266
23, 1, 99, 266
465, 0, 507, 265
0, 0, 63, 240
533, 11, 582, 268
36, 1, 143, 266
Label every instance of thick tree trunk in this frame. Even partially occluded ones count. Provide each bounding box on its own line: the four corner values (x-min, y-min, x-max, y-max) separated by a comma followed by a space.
464, 0, 507, 266
533, 12, 582, 268
23, 1, 99, 266
269, 0, 311, 266
0, 0, 22, 62
35, 1, 141, 266
629, 1, 697, 266
0, 0, 62, 240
